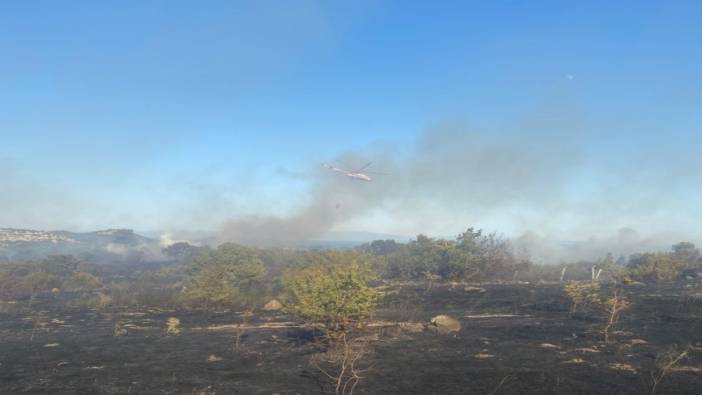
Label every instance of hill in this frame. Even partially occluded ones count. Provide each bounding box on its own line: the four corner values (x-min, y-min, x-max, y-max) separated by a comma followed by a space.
0, 228, 158, 263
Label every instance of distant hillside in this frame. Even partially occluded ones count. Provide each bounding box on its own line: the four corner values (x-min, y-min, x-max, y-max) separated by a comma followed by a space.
0, 228, 159, 263
0, 227, 415, 262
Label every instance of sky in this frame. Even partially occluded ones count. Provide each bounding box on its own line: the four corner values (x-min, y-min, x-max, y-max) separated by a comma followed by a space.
1, 1, 701, 254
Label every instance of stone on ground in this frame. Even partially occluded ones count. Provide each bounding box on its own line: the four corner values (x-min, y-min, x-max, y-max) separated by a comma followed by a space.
263, 299, 283, 311
430, 315, 461, 335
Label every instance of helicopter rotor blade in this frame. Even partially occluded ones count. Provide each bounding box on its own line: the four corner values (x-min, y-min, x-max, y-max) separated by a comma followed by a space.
357, 161, 373, 171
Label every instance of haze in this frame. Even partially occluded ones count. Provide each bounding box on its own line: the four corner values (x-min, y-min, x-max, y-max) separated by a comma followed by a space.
2, 1, 701, 261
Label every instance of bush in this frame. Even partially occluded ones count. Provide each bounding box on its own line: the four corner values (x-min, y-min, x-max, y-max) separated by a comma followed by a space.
563, 281, 601, 313
283, 251, 381, 331
21, 271, 61, 296
371, 228, 529, 282
66, 271, 103, 291
182, 243, 267, 308
628, 253, 685, 284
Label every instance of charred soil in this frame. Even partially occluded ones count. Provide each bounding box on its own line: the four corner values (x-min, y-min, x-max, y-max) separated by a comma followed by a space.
2, 283, 702, 394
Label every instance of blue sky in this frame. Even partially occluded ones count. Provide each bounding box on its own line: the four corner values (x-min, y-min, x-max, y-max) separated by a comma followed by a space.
1, 1, 701, 243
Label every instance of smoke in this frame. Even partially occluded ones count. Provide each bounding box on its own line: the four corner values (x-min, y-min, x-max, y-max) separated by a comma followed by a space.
159, 233, 177, 248
219, 116, 584, 247
512, 228, 691, 264
218, 112, 702, 263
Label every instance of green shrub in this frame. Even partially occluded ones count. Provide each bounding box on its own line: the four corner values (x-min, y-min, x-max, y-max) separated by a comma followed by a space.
66, 271, 103, 291
182, 243, 267, 308
21, 271, 61, 295
628, 253, 685, 284
283, 251, 381, 331
563, 281, 601, 313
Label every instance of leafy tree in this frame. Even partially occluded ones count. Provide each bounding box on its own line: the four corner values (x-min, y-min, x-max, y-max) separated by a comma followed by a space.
357, 240, 404, 277
672, 242, 700, 267
476, 232, 523, 278
595, 253, 627, 283
449, 228, 526, 281
602, 290, 631, 343
403, 235, 449, 281
283, 251, 381, 332
440, 246, 479, 281
379, 228, 528, 282
182, 243, 266, 308
563, 281, 601, 313
628, 253, 685, 284
456, 228, 484, 252
162, 242, 202, 261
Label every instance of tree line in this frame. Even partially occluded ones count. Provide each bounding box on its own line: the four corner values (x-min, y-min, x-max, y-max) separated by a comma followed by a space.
1, 229, 700, 312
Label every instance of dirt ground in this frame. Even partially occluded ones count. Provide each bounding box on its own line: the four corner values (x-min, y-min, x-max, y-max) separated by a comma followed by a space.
2, 283, 702, 394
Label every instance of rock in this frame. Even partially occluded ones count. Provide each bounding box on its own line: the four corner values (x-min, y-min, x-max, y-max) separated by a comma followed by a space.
51, 288, 61, 293
263, 299, 283, 311
207, 355, 223, 362
429, 315, 461, 335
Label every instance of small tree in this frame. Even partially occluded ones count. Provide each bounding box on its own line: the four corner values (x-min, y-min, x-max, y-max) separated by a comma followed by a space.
595, 253, 627, 283
310, 331, 370, 395
602, 290, 631, 343
182, 243, 266, 308
672, 242, 699, 266
283, 251, 381, 333
22, 271, 61, 295
563, 281, 601, 313
402, 235, 447, 281
285, 251, 381, 395
628, 253, 685, 284
649, 345, 690, 395
564, 282, 632, 342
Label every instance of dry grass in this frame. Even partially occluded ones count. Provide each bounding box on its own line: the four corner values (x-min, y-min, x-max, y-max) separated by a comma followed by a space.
166, 317, 181, 335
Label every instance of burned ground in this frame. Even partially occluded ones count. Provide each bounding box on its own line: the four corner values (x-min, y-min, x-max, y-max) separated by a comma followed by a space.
2, 283, 702, 394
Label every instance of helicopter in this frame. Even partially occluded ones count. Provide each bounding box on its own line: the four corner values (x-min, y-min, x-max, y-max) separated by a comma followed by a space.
321, 161, 385, 182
